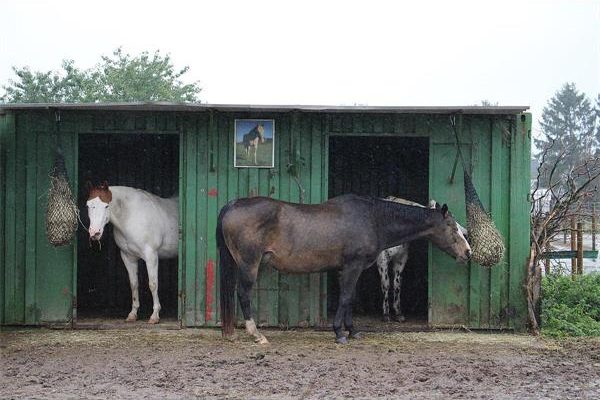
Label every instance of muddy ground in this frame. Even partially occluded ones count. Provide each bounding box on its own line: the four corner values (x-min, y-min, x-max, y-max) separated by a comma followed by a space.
1, 325, 599, 399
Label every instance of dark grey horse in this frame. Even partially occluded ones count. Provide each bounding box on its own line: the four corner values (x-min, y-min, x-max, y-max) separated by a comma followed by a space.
217, 194, 471, 344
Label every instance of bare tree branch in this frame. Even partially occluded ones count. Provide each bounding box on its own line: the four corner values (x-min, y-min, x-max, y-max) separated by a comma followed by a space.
528, 137, 600, 334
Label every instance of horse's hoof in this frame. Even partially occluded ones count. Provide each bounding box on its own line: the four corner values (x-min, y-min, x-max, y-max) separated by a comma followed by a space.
335, 336, 348, 345
393, 315, 406, 322
349, 331, 362, 340
125, 315, 137, 322
148, 318, 160, 324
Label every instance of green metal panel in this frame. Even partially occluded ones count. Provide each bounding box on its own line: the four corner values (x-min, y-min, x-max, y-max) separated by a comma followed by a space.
490, 118, 511, 328
0, 113, 14, 325
470, 116, 492, 328
429, 117, 471, 326
205, 112, 219, 325
508, 113, 531, 330
36, 117, 76, 324
181, 114, 201, 326
24, 113, 38, 324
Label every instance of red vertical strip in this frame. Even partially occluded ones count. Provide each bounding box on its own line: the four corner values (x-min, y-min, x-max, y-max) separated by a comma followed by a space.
205, 259, 215, 323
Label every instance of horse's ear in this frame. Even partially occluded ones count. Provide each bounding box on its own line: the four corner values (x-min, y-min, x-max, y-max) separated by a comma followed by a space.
429, 199, 437, 209
441, 204, 448, 218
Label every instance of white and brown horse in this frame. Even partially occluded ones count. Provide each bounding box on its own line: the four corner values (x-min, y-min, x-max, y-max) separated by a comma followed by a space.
86, 182, 178, 323
242, 123, 265, 164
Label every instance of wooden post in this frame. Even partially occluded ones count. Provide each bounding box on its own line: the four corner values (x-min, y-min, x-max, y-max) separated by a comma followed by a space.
577, 222, 584, 275
592, 204, 596, 251
571, 218, 577, 277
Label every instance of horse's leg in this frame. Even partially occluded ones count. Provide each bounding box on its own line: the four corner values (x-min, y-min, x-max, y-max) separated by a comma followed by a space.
333, 265, 362, 344
377, 251, 391, 322
238, 263, 268, 344
144, 250, 161, 324
392, 249, 409, 322
121, 251, 140, 322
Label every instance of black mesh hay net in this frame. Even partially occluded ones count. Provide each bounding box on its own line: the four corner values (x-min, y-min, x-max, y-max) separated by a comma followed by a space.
464, 169, 505, 267
451, 116, 505, 267
45, 151, 79, 247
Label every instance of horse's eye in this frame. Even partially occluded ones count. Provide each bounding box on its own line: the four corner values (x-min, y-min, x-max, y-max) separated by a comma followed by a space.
105, 205, 109, 209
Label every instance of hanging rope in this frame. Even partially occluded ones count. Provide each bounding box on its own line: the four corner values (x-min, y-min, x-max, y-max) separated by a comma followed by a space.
450, 115, 505, 267
45, 110, 79, 246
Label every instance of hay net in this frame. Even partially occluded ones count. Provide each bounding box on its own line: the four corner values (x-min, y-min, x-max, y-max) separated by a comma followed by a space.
45, 152, 79, 246
464, 170, 505, 267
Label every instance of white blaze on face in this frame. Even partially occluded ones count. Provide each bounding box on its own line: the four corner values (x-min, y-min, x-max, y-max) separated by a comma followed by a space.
456, 222, 471, 255
87, 197, 110, 240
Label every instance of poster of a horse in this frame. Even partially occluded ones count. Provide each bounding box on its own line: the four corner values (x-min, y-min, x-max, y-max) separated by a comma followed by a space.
234, 119, 275, 167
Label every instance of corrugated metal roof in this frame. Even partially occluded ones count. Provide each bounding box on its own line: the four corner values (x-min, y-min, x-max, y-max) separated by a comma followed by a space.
0, 102, 529, 114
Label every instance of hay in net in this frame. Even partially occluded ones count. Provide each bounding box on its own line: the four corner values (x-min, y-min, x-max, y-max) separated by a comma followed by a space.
464, 170, 505, 267
45, 153, 78, 246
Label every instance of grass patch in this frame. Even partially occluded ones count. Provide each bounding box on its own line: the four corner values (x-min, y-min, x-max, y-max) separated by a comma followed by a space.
541, 273, 600, 337
235, 141, 273, 167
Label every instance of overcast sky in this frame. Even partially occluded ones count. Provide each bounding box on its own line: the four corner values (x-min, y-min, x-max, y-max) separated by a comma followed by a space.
1, 0, 599, 136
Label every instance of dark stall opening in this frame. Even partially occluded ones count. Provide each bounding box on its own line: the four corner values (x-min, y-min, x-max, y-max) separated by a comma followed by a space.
328, 136, 429, 325
77, 133, 179, 322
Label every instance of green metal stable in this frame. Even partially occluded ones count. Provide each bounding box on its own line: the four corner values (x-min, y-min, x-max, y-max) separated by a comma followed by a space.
0, 103, 531, 330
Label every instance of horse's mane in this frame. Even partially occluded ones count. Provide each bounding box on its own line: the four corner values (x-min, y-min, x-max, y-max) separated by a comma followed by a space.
383, 196, 425, 208
372, 196, 432, 224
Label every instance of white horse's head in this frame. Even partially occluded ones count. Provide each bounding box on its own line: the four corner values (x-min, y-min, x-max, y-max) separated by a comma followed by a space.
86, 181, 113, 241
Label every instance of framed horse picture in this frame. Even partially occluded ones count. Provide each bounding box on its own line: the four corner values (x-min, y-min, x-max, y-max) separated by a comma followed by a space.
234, 119, 275, 168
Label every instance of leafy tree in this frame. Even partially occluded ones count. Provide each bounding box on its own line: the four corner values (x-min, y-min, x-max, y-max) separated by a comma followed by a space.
1, 48, 201, 103
534, 83, 597, 188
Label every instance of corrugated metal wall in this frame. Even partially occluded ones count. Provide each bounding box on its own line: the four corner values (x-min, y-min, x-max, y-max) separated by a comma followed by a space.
0, 109, 531, 330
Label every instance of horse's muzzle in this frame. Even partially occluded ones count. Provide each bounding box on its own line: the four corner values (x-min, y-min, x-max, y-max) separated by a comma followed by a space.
89, 229, 103, 241
457, 248, 472, 264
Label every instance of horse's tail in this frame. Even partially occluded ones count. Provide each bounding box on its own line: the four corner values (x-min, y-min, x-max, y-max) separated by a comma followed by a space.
217, 200, 238, 337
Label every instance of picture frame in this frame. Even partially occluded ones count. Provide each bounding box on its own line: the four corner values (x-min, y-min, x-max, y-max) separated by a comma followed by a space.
234, 119, 275, 168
